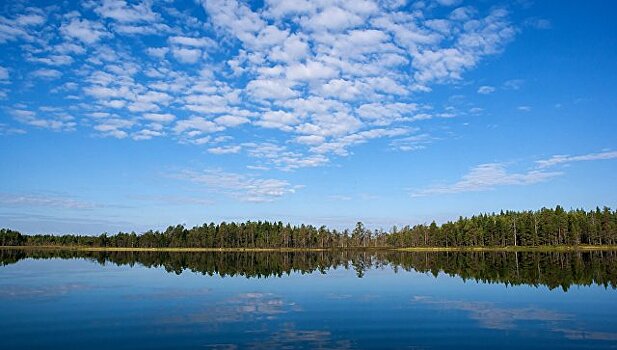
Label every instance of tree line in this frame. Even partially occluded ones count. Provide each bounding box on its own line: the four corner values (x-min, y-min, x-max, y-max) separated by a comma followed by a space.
1, 206, 616, 249
1, 249, 616, 290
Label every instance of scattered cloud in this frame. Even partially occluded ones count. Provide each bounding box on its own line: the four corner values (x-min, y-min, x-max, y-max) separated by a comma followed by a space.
0, 193, 98, 209
208, 145, 242, 155
0, 66, 9, 81
0, 1, 521, 175
390, 133, 433, 152
60, 17, 110, 44
503, 79, 524, 90
411, 163, 561, 196
477, 85, 496, 94
536, 150, 617, 168
328, 195, 352, 201
175, 169, 302, 202
32, 69, 62, 79
10, 108, 76, 131
525, 18, 552, 30
412, 148, 617, 197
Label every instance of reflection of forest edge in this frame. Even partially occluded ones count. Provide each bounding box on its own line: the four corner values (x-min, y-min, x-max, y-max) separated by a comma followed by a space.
2, 249, 616, 291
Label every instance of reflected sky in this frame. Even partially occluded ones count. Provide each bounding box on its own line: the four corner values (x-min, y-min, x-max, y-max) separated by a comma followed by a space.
1, 253, 616, 349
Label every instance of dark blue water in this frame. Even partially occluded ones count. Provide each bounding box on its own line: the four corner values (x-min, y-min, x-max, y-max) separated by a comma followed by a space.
1, 251, 616, 349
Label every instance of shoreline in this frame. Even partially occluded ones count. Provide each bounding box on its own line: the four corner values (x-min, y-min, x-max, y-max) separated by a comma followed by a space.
2, 245, 617, 252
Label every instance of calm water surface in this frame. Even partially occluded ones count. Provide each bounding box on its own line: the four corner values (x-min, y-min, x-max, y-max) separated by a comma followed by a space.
1, 250, 616, 349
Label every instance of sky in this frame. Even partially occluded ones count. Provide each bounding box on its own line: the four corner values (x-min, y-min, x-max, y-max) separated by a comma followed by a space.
0, 0, 616, 235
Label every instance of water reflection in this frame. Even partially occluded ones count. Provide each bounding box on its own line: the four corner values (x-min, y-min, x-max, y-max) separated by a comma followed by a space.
553, 328, 617, 341
1, 249, 617, 349
2, 249, 617, 290
412, 296, 569, 330
413, 295, 617, 343
161, 292, 300, 324
0, 283, 90, 300
247, 327, 353, 350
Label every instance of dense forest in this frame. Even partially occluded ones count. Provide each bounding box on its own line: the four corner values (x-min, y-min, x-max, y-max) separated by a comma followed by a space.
1, 206, 616, 249
1, 249, 616, 290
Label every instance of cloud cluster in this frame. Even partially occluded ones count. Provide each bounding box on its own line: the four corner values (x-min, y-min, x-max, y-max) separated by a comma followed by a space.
1, 0, 516, 174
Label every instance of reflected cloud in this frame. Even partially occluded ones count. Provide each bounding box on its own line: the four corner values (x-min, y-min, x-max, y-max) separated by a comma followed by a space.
553, 328, 617, 341
324, 292, 353, 300
204, 345, 238, 350
124, 287, 212, 300
247, 325, 353, 350
160, 292, 301, 325
0, 283, 90, 300
412, 296, 617, 343
412, 296, 569, 330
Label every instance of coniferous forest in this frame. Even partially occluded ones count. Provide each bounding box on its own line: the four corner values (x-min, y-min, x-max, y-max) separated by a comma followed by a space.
1, 206, 616, 249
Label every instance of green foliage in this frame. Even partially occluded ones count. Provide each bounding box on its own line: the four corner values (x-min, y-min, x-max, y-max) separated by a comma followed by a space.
1, 206, 616, 248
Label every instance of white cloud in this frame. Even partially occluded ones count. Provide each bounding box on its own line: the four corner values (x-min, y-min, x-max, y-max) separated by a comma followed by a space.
246, 79, 297, 100
61, 17, 110, 44
15, 13, 46, 26
94, 0, 158, 23
243, 142, 329, 170
310, 127, 409, 156
176, 169, 300, 202
93, 118, 134, 138
517, 105, 531, 112
255, 110, 299, 131
477, 85, 495, 94
390, 133, 432, 152
536, 151, 617, 168
503, 79, 524, 90
411, 163, 562, 196
146, 47, 168, 58
295, 135, 325, 145
435, 0, 462, 6
286, 60, 338, 82
10, 108, 76, 131
356, 102, 418, 126
174, 116, 225, 135
0, 193, 96, 209
32, 69, 62, 79
172, 47, 202, 64
0, 1, 522, 176
304, 6, 363, 32
214, 115, 250, 127
27, 54, 74, 66
0, 66, 8, 81
143, 113, 175, 123
168, 36, 216, 48
208, 145, 242, 154
0, 11, 43, 43
132, 129, 163, 140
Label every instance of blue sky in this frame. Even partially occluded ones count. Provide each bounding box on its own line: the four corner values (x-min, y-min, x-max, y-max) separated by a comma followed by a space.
1, 0, 616, 234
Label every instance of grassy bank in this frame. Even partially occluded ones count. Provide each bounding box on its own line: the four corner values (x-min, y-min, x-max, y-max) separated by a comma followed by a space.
2, 245, 617, 252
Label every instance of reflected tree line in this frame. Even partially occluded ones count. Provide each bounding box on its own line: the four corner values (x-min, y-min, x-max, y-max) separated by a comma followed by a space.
1, 206, 616, 248
1, 249, 616, 291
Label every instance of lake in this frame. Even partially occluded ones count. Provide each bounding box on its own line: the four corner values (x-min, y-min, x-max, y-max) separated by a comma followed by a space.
1, 249, 616, 349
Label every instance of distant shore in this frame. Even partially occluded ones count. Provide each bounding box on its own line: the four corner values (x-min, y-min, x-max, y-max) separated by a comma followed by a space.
2, 245, 617, 252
